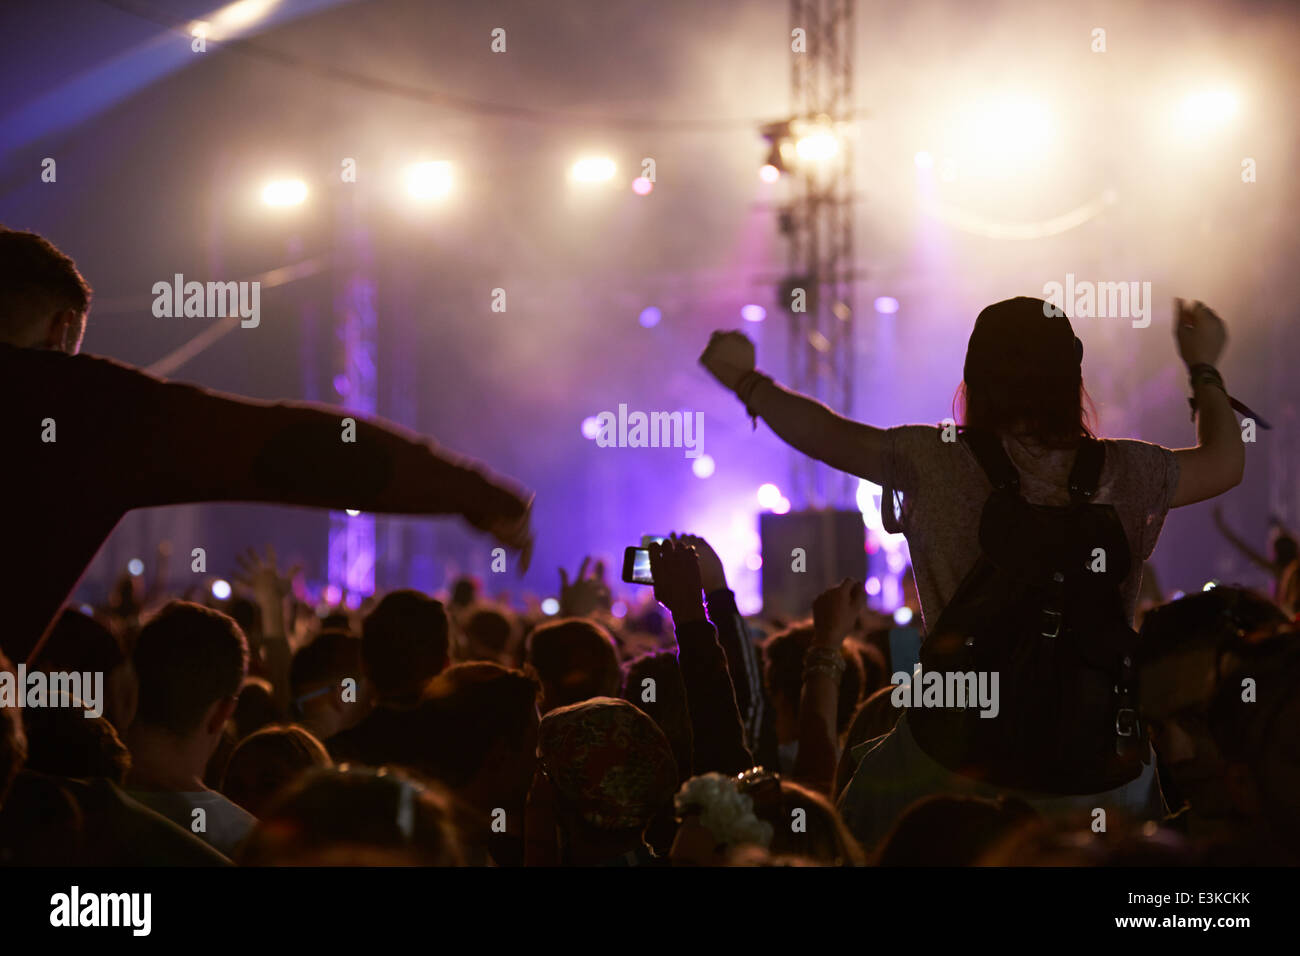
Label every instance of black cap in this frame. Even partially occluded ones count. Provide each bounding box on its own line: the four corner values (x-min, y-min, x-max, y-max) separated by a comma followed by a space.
963, 296, 1083, 387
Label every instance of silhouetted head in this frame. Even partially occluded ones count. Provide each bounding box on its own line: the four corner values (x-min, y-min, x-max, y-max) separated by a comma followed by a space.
0, 227, 91, 352
958, 296, 1093, 446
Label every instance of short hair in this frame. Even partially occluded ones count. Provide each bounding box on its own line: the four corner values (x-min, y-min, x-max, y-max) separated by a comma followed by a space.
1138, 587, 1288, 666
133, 601, 249, 736
18, 695, 131, 784
0, 227, 92, 340
290, 629, 362, 710
462, 606, 515, 660
238, 767, 465, 866
763, 625, 864, 733
0, 650, 26, 806
415, 662, 539, 788
221, 724, 332, 818
527, 618, 622, 711
361, 591, 450, 702
30, 608, 126, 675
875, 794, 1039, 866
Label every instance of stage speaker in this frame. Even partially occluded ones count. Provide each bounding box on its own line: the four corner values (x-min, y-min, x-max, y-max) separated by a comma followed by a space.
759, 509, 866, 620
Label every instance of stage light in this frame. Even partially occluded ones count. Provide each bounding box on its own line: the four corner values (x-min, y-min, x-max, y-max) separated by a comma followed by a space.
866, 576, 881, 596
346, 509, 361, 517
78, 604, 94, 615
957, 95, 1054, 177
772, 496, 791, 515
261, 178, 307, 207
746, 553, 763, 571
541, 597, 560, 615
581, 416, 601, 440
639, 306, 661, 328
1202, 580, 1217, 591
127, 558, 144, 577
741, 304, 767, 323
795, 126, 839, 162
692, 454, 716, 479
324, 584, 342, 605
571, 156, 616, 183
211, 579, 232, 600
632, 177, 653, 195
757, 483, 782, 509
913, 150, 934, 169
874, 296, 900, 315
405, 161, 453, 200
611, 600, 628, 619
1170, 590, 1185, 601
759, 164, 781, 184
1177, 89, 1238, 134
894, 606, 914, 626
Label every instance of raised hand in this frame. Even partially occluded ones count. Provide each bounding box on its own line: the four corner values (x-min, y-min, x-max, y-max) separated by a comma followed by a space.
672, 532, 727, 593
812, 577, 865, 647
699, 330, 756, 391
648, 538, 706, 623
233, 544, 300, 605
558, 556, 611, 617
1174, 298, 1227, 368
484, 495, 535, 574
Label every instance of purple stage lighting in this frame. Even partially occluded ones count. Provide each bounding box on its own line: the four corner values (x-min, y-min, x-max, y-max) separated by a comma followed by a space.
741, 304, 767, 323
639, 306, 662, 328
874, 296, 900, 315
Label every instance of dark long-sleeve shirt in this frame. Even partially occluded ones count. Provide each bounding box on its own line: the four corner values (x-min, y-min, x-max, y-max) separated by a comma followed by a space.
674, 616, 754, 776
2, 344, 529, 661
705, 587, 764, 754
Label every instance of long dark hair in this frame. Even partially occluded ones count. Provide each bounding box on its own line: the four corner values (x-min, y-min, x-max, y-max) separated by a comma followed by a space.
954, 378, 1097, 447
956, 296, 1098, 446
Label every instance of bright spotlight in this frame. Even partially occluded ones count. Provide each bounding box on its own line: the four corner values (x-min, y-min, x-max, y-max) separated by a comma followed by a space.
745, 553, 763, 571
959, 96, 1054, 176
894, 606, 914, 626
913, 150, 934, 169
211, 579, 232, 600
741, 304, 767, 323
611, 600, 628, 619
874, 296, 900, 315
406, 161, 453, 200
759, 164, 781, 184
541, 597, 560, 615
772, 496, 791, 515
581, 416, 601, 440
261, 179, 307, 207
795, 128, 840, 162
127, 558, 144, 577
1202, 580, 1218, 591
866, 576, 881, 596
1177, 89, 1238, 133
632, 176, 654, 195
757, 483, 782, 509
692, 454, 716, 479
571, 156, 616, 183
639, 306, 662, 328
345, 509, 361, 517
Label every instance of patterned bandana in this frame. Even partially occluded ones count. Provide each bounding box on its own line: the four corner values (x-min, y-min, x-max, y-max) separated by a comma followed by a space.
538, 696, 678, 830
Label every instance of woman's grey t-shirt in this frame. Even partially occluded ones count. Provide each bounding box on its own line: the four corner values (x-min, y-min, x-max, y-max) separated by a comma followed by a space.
880, 425, 1180, 631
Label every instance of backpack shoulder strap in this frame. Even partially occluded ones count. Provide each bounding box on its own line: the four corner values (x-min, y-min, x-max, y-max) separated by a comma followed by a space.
1067, 437, 1105, 505
960, 427, 1020, 494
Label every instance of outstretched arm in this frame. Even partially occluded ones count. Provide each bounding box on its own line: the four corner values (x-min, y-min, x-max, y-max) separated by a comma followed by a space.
83, 353, 534, 566
1169, 300, 1246, 508
700, 331, 889, 484
1213, 507, 1273, 573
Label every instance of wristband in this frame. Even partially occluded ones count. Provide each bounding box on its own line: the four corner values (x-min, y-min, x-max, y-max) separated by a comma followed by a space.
1186, 364, 1273, 429
734, 370, 773, 431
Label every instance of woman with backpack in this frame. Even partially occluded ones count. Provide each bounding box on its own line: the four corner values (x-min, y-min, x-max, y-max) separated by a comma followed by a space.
699, 296, 1245, 849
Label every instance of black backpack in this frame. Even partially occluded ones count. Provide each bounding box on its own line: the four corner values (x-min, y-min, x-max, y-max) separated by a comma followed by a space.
906, 428, 1147, 795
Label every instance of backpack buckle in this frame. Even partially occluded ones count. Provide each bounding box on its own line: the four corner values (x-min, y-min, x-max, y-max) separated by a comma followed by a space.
1115, 707, 1136, 737
1040, 609, 1062, 638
